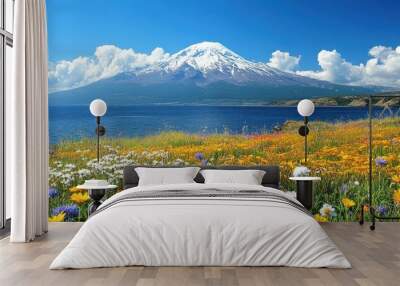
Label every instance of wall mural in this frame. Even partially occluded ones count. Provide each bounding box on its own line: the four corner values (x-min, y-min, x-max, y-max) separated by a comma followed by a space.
47, 0, 400, 222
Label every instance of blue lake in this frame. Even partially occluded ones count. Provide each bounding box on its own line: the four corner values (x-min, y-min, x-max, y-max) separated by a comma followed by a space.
49, 105, 383, 144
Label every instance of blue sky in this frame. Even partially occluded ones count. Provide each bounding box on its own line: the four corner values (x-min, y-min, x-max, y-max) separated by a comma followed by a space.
47, 0, 400, 91
47, 0, 399, 69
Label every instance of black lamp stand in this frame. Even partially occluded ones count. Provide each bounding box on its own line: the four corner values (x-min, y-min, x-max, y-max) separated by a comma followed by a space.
298, 116, 310, 164
95, 116, 106, 162
359, 95, 400, 230
88, 116, 107, 215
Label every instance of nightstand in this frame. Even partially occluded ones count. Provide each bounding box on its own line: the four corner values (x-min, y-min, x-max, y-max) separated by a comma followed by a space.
77, 183, 117, 215
289, 177, 321, 210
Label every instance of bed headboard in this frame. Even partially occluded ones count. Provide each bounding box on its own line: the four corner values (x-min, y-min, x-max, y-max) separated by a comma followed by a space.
123, 165, 280, 189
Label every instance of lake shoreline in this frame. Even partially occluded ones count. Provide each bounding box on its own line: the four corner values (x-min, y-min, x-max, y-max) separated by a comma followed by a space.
49, 105, 387, 144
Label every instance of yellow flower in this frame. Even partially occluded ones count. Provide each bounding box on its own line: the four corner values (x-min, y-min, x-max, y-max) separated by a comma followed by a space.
392, 175, 400, 184
48, 212, 65, 222
341, 154, 351, 161
393, 190, 400, 205
69, 186, 83, 193
342, 197, 356, 208
70, 192, 90, 205
314, 214, 328, 222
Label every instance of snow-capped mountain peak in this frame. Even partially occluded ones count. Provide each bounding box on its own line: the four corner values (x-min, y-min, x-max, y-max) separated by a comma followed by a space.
119, 41, 329, 87
181, 41, 235, 54
165, 41, 259, 74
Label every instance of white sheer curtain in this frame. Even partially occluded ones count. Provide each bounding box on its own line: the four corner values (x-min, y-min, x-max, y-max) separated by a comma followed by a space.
7, 0, 49, 242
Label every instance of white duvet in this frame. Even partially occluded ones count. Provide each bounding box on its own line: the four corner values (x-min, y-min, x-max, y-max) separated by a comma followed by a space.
50, 183, 351, 269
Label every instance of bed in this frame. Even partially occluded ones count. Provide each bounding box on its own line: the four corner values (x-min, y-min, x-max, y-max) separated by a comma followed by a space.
50, 165, 351, 269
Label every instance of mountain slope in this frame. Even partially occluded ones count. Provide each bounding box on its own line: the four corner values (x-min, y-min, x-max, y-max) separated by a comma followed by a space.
50, 41, 382, 106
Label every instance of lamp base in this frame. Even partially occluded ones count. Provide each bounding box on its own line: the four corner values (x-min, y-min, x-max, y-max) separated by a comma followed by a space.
88, 189, 106, 215
296, 180, 313, 210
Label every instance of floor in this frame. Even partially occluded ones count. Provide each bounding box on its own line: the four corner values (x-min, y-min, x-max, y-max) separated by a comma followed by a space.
0, 223, 399, 286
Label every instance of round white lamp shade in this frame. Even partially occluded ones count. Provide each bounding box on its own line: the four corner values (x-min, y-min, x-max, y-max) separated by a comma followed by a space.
297, 99, 315, 117
90, 99, 107, 117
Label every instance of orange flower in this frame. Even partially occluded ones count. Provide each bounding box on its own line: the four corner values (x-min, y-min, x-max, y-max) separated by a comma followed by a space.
70, 192, 90, 205
342, 197, 356, 208
392, 175, 400, 184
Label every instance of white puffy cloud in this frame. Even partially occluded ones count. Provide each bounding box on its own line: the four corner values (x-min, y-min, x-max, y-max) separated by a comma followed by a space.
48, 45, 169, 92
267, 50, 300, 72
363, 46, 400, 87
296, 50, 363, 84
294, 46, 400, 87
49, 43, 400, 92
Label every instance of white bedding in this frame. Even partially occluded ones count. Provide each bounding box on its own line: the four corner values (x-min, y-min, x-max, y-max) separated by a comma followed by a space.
50, 183, 351, 269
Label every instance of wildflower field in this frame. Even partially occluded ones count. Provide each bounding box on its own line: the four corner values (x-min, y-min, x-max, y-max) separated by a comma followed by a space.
49, 117, 400, 222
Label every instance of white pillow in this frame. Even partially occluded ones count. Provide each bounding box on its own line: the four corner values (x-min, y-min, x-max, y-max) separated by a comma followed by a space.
200, 169, 266, 185
135, 167, 200, 186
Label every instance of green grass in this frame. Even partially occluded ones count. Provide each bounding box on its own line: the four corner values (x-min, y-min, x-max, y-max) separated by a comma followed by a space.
48, 118, 400, 222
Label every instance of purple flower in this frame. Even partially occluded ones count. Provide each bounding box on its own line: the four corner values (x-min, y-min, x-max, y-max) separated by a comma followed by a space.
195, 152, 205, 161
52, 204, 79, 219
48, 187, 59, 199
376, 205, 387, 216
375, 157, 388, 167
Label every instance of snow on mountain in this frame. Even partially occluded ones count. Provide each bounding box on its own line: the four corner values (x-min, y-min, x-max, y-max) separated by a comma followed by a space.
115, 41, 330, 87
165, 42, 256, 73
